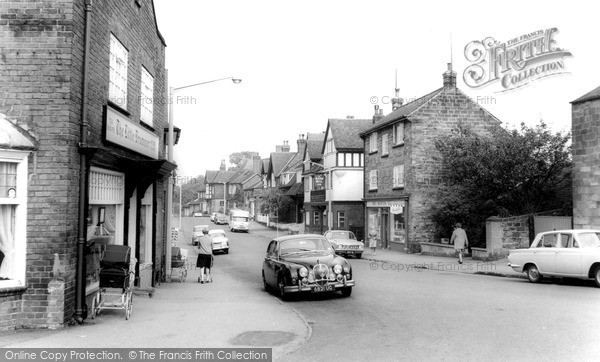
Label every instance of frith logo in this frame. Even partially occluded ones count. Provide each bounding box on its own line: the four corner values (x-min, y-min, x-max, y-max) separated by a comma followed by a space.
463, 28, 572, 92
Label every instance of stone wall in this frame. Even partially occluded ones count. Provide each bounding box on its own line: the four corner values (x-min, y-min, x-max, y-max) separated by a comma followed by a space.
572, 97, 600, 229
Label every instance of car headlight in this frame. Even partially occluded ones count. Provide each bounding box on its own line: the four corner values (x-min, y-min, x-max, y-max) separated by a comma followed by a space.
333, 264, 342, 274
299, 267, 308, 277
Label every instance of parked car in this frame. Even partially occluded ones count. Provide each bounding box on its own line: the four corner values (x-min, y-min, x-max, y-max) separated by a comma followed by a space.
323, 230, 364, 259
215, 213, 228, 225
193, 212, 202, 217
508, 229, 600, 287
191, 225, 209, 246
207, 229, 229, 254
262, 234, 354, 300
210, 212, 218, 223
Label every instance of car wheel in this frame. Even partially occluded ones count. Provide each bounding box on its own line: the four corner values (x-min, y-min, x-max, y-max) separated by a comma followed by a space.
527, 264, 542, 283
341, 287, 352, 297
594, 266, 600, 288
356, 253, 362, 259
224, 249, 229, 254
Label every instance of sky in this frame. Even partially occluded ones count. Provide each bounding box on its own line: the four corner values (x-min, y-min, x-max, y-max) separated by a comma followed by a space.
153, 0, 600, 179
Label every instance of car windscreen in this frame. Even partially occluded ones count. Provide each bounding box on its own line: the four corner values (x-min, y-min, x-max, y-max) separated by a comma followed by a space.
232, 217, 248, 222
331, 231, 355, 240
193, 227, 203, 232
280, 238, 333, 254
210, 233, 226, 238
576, 232, 600, 248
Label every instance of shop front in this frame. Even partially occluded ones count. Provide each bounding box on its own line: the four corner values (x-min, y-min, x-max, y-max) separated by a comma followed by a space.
365, 199, 408, 252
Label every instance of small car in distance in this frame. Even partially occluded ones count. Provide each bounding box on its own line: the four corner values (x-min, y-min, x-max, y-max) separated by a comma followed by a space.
508, 229, 600, 287
262, 234, 354, 300
215, 213, 228, 225
208, 229, 229, 254
191, 225, 209, 246
193, 212, 203, 217
323, 230, 364, 259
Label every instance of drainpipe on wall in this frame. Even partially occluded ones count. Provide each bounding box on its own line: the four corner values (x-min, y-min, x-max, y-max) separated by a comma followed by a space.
75, 0, 93, 324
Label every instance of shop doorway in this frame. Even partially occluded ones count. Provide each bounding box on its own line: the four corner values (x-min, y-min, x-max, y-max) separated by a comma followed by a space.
381, 210, 389, 249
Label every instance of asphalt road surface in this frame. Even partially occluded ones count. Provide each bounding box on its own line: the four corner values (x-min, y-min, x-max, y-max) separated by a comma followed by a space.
179, 217, 600, 361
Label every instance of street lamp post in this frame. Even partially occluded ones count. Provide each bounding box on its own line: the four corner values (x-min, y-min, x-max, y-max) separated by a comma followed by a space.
165, 76, 241, 282
303, 160, 333, 231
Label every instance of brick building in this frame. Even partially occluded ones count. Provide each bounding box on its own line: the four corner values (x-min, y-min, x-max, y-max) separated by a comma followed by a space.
359, 65, 500, 253
571, 85, 600, 229
0, 0, 175, 330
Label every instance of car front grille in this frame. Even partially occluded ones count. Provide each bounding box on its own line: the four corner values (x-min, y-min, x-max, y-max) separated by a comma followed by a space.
313, 264, 329, 285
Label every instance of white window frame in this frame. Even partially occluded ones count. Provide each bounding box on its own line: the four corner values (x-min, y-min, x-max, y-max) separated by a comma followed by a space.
140, 66, 154, 126
369, 132, 378, 153
393, 123, 405, 145
313, 211, 320, 225
382, 133, 389, 155
109, 34, 129, 109
0, 150, 29, 289
393, 165, 405, 188
369, 170, 378, 190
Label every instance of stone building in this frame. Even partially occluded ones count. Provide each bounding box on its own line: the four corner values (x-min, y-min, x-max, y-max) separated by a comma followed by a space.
571, 85, 600, 229
0, 0, 175, 330
359, 64, 501, 253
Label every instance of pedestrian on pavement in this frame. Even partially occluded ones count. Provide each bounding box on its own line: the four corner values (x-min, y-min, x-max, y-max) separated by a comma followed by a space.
368, 228, 379, 255
450, 223, 468, 264
196, 235, 213, 283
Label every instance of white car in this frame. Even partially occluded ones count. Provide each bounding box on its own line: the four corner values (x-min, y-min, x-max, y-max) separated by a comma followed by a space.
323, 230, 364, 259
208, 229, 229, 254
508, 229, 600, 287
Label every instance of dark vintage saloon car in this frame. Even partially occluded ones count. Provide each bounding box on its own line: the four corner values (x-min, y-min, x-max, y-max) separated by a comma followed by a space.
262, 234, 355, 299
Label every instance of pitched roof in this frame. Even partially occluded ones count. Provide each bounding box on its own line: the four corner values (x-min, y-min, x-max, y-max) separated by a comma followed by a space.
326, 118, 372, 152
571, 85, 600, 104
360, 88, 444, 136
269, 152, 295, 177
0, 113, 38, 150
286, 180, 304, 196
204, 170, 235, 184
306, 132, 325, 160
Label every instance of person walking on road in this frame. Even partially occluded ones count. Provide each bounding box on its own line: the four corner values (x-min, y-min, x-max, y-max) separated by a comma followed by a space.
450, 223, 468, 264
196, 235, 213, 283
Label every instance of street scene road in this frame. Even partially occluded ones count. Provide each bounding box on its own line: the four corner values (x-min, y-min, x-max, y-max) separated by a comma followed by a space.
2, 216, 600, 360
179, 217, 600, 360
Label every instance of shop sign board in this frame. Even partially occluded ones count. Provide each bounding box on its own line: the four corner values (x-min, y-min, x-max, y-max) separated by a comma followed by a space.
105, 106, 159, 159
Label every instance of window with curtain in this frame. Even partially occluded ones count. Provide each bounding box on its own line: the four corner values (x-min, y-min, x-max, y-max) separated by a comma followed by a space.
0, 158, 25, 286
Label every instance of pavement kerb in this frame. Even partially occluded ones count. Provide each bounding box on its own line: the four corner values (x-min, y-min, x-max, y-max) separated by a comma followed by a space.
249, 221, 527, 280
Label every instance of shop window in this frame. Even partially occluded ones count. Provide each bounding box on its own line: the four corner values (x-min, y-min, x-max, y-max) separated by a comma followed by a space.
392, 207, 406, 244
367, 208, 380, 245
0, 153, 28, 288
353, 153, 360, 167
86, 167, 125, 294
369, 132, 378, 153
369, 170, 378, 190
337, 212, 345, 228
139, 186, 153, 264
305, 212, 310, 226
140, 66, 154, 126
109, 34, 129, 109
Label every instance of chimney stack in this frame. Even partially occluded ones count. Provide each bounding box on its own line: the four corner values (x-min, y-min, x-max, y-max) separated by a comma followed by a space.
297, 134, 307, 158
219, 159, 226, 171
443, 62, 457, 88
373, 105, 384, 123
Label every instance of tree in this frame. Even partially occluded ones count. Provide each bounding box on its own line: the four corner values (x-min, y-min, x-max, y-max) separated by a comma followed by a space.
432, 121, 571, 244
259, 188, 295, 223
229, 151, 259, 170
